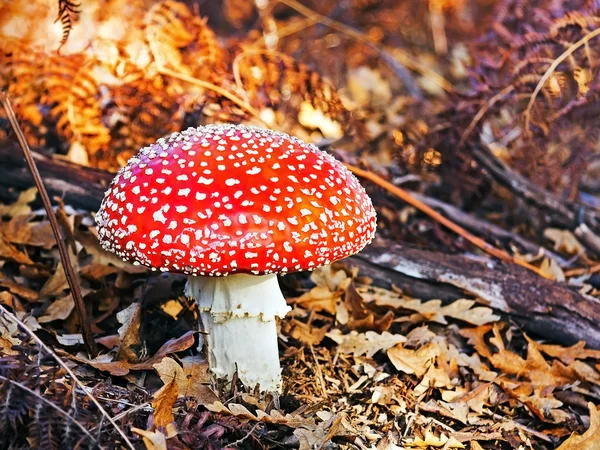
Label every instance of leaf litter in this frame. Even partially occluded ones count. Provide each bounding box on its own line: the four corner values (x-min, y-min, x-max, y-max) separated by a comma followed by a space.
2, 1, 600, 448
0, 187, 599, 449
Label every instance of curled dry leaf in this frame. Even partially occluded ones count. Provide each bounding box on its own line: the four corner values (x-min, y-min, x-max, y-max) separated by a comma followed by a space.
310, 265, 348, 292
344, 280, 394, 332
294, 413, 345, 450
326, 329, 406, 358
116, 302, 142, 362
292, 286, 338, 315
0, 277, 39, 302
524, 335, 600, 365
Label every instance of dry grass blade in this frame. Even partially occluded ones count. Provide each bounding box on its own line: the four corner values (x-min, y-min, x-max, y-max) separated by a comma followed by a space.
0, 91, 98, 357
0, 375, 97, 445
346, 164, 548, 277
523, 27, 600, 137
0, 306, 136, 450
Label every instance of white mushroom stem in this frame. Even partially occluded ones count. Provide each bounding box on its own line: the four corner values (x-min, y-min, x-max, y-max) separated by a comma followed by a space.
185, 273, 291, 392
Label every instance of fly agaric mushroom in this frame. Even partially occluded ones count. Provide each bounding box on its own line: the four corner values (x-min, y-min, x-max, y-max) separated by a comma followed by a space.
96, 124, 376, 392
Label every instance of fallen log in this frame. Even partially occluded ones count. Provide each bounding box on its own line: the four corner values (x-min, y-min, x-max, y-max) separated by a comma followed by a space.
2, 143, 599, 347
0, 143, 114, 210
350, 240, 600, 348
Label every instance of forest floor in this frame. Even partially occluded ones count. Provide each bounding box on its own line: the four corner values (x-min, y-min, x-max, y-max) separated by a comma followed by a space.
2, 0, 600, 449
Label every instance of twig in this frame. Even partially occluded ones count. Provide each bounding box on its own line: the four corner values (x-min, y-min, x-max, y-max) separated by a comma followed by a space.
523, 27, 600, 136
0, 91, 97, 357
155, 66, 270, 127
0, 306, 136, 450
564, 263, 600, 277
278, 0, 455, 96
345, 164, 548, 277
0, 375, 98, 445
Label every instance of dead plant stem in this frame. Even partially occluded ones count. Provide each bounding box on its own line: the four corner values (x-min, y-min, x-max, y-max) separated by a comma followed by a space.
0, 92, 98, 357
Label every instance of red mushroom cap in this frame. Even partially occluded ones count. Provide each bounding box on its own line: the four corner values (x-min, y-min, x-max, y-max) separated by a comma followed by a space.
96, 124, 377, 276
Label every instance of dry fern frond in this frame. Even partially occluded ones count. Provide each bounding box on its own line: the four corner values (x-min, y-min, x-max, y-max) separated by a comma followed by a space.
41, 54, 110, 157
56, 0, 81, 51
104, 70, 184, 168
144, 0, 225, 79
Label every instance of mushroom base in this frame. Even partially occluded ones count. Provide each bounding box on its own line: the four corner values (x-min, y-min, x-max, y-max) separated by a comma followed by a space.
185, 273, 291, 392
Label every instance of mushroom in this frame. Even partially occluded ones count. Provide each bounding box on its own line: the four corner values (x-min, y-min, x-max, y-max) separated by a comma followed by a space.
96, 124, 377, 392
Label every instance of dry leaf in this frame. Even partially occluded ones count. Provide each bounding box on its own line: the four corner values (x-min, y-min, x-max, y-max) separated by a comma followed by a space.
544, 228, 584, 255
153, 356, 217, 403
368, 288, 498, 326
387, 342, 439, 377
38, 295, 74, 323
152, 379, 178, 437
287, 319, 329, 346
0, 187, 37, 218
56, 333, 84, 346
326, 329, 406, 357
116, 302, 142, 362
459, 325, 494, 360
525, 336, 600, 365
540, 257, 565, 281
81, 331, 196, 376
556, 403, 600, 450
205, 402, 316, 429
294, 414, 344, 450
0, 232, 34, 265
345, 281, 394, 332
292, 286, 338, 315
0, 314, 21, 355
0, 277, 39, 302
160, 299, 183, 319
131, 427, 167, 450
404, 430, 465, 448
310, 265, 348, 291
